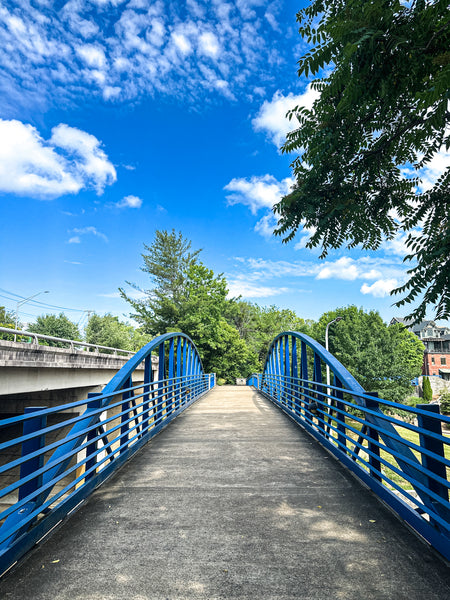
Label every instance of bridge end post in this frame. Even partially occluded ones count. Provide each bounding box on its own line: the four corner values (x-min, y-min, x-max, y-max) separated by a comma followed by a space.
417, 404, 449, 514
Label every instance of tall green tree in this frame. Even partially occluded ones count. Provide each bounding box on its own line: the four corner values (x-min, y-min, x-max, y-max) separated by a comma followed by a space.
275, 0, 450, 322
313, 306, 424, 403
119, 229, 200, 335
120, 232, 258, 381
28, 313, 81, 347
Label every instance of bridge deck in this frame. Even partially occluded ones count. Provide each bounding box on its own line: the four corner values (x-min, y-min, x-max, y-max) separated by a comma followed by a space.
1, 386, 449, 599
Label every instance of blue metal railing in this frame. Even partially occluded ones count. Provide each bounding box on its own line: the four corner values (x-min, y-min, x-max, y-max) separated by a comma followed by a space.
249, 331, 450, 561
0, 332, 214, 575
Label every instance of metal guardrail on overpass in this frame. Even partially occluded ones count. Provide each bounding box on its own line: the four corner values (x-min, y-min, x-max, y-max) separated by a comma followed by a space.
0, 327, 135, 357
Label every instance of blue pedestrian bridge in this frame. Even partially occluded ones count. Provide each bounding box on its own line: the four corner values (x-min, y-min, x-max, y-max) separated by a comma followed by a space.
0, 331, 449, 597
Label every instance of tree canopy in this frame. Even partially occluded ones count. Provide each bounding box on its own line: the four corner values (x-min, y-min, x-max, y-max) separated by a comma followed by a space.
85, 313, 151, 352
0, 306, 17, 341
28, 313, 81, 347
313, 306, 424, 402
275, 0, 450, 322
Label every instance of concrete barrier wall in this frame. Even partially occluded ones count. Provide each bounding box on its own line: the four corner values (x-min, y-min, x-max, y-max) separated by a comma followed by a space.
0, 340, 157, 413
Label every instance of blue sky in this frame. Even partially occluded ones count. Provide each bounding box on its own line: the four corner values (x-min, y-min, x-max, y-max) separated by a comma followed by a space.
0, 0, 447, 332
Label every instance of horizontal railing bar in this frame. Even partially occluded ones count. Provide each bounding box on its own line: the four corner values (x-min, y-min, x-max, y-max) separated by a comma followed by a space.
0, 374, 204, 429
0, 381, 208, 497
0, 387, 209, 543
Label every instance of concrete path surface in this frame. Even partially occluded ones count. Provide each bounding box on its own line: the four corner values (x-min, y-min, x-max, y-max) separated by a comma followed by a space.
1, 386, 450, 599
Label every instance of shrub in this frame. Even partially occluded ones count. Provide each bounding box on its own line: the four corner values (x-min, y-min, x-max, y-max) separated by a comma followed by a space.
440, 393, 450, 415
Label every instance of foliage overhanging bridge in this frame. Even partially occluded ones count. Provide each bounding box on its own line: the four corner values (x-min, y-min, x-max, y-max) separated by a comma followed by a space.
0, 330, 449, 583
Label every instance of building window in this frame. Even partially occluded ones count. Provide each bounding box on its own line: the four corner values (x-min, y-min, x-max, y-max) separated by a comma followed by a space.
441, 356, 447, 365
431, 356, 435, 364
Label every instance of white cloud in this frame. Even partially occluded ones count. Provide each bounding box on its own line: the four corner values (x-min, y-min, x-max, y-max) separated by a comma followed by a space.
224, 174, 293, 214
50, 124, 116, 193
252, 86, 320, 148
0, 118, 116, 198
71, 226, 108, 242
0, 1, 295, 108
68, 236, 81, 244
360, 279, 399, 298
116, 195, 143, 208
171, 32, 192, 55
382, 231, 411, 257
198, 31, 220, 58
254, 212, 277, 238
294, 224, 317, 250
416, 147, 450, 193
76, 44, 106, 68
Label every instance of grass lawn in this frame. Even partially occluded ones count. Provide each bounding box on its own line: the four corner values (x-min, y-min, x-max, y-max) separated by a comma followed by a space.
330, 415, 450, 493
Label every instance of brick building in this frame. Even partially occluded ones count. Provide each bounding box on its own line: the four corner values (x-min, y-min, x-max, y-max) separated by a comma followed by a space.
390, 318, 450, 380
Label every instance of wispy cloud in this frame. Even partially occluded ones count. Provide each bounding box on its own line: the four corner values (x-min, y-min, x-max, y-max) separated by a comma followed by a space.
0, 119, 116, 198
227, 278, 288, 299
229, 256, 407, 299
70, 226, 108, 243
115, 195, 143, 209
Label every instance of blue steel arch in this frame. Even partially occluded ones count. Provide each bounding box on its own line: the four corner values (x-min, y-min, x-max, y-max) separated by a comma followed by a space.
260, 331, 450, 534
0, 333, 211, 570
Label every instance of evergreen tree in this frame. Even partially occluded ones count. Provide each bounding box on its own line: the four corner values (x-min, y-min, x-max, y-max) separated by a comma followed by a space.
422, 376, 433, 403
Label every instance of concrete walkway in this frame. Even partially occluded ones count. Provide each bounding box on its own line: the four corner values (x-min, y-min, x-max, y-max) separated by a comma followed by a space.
1, 386, 449, 599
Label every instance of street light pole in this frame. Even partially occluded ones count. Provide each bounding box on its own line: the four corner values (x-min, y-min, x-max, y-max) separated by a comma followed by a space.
14, 291, 50, 341
325, 316, 343, 400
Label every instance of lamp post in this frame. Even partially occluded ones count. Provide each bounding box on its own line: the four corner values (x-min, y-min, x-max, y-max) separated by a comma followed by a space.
14, 291, 50, 341
325, 317, 343, 400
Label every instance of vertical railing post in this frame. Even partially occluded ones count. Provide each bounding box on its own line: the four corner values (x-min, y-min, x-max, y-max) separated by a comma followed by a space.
334, 376, 347, 453
278, 337, 284, 404
157, 342, 165, 424
284, 335, 290, 408
19, 407, 47, 502
365, 393, 382, 482
185, 344, 192, 405
300, 341, 309, 419
417, 404, 449, 515
143, 354, 153, 433
313, 353, 324, 433
167, 337, 175, 416
291, 337, 298, 413
120, 377, 132, 454
176, 337, 182, 409
181, 339, 187, 405
85, 393, 101, 481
